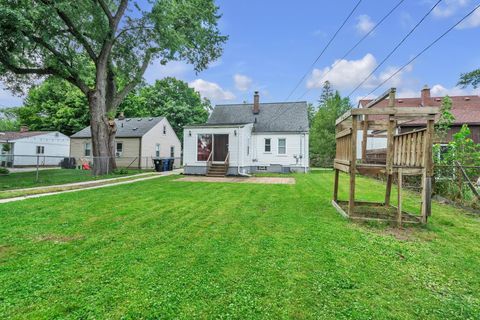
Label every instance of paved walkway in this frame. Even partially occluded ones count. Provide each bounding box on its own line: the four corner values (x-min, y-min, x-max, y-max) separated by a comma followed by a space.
176, 176, 295, 185
0, 170, 182, 204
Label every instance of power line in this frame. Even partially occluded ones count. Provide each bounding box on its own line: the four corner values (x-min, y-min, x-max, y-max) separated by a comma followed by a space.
284, 0, 363, 102
346, 0, 442, 99
296, 0, 405, 100
362, 2, 480, 100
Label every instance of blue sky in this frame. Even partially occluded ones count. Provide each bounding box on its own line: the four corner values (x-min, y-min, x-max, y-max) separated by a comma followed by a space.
1, 0, 480, 108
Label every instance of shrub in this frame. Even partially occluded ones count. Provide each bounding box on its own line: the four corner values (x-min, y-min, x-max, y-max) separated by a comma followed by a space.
0, 167, 10, 175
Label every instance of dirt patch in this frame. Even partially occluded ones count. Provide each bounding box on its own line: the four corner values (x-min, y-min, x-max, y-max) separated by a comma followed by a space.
176, 176, 295, 185
35, 234, 84, 243
0, 245, 12, 259
353, 223, 436, 242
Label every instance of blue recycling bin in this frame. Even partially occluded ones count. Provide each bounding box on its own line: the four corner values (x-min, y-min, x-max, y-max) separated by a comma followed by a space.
167, 158, 174, 171
162, 158, 169, 171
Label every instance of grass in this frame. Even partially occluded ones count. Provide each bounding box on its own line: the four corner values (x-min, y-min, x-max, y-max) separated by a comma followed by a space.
0, 169, 148, 191
0, 171, 479, 319
0, 173, 159, 200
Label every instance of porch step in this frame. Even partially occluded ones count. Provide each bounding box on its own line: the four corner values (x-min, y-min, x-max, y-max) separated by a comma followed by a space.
207, 163, 228, 177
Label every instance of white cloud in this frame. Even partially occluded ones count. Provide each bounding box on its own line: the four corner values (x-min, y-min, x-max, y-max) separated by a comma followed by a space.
457, 6, 480, 29
356, 15, 375, 35
433, 0, 469, 18
143, 60, 191, 84
189, 79, 235, 101
307, 54, 378, 91
233, 74, 253, 92
431, 84, 480, 96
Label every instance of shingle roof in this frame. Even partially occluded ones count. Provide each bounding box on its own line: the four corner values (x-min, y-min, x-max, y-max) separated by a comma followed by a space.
359, 95, 480, 125
71, 117, 164, 138
206, 102, 309, 132
0, 131, 53, 141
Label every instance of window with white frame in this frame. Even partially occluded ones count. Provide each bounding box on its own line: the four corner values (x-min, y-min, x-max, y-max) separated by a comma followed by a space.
84, 142, 91, 156
36, 146, 45, 155
155, 144, 160, 157
116, 142, 123, 157
278, 138, 286, 155
264, 138, 271, 152
170, 146, 175, 158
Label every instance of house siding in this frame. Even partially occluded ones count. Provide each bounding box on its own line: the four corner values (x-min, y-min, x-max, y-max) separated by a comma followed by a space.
3, 132, 70, 166
141, 118, 182, 168
70, 137, 142, 168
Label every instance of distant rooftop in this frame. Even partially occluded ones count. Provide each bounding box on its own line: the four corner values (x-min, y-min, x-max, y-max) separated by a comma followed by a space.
0, 130, 55, 141
71, 117, 164, 138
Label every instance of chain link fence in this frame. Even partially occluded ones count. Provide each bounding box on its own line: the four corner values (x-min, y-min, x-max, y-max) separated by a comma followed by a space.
0, 154, 182, 188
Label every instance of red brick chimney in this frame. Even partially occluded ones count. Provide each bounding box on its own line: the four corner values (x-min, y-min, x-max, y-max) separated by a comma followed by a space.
253, 91, 260, 114
20, 125, 28, 133
421, 85, 431, 106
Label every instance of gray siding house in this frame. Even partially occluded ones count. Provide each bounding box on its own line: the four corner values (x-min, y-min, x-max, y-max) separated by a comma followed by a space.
71, 116, 181, 169
183, 92, 309, 176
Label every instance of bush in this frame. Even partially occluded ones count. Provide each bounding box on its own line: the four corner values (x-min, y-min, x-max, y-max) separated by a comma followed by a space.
0, 167, 10, 175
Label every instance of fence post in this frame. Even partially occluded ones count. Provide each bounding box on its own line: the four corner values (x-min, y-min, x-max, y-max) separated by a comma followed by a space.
35, 155, 40, 182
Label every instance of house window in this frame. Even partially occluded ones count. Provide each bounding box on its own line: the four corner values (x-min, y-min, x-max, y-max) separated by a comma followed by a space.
116, 142, 123, 157
163, 125, 167, 135
278, 138, 286, 155
197, 134, 212, 161
264, 138, 271, 152
170, 146, 175, 158
36, 146, 45, 155
155, 144, 160, 157
84, 142, 91, 156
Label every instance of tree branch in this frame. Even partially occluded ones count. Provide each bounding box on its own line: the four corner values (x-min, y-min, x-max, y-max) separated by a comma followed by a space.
41, 0, 98, 61
112, 50, 153, 108
112, 0, 128, 30
0, 59, 54, 75
95, 0, 113, 24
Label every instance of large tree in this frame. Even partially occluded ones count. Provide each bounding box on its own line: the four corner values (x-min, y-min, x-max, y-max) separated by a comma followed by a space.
0, 0, 227, 174
119, 77, 210, 140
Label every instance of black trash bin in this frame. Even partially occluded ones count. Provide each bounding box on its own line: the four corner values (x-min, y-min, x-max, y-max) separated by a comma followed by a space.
168, 158, 174, 171
153, 158, 163, 172
162, 158, 169, 171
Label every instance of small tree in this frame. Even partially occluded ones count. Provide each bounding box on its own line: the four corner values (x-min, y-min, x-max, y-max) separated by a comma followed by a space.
458, 69, 480, 88
435, 96, 455, 142
310, 91, 352, 167
0, 1, 227, 175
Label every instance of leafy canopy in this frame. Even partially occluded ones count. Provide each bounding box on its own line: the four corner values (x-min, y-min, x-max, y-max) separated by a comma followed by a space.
309, 82, 352, 167
0, 0, 227, 110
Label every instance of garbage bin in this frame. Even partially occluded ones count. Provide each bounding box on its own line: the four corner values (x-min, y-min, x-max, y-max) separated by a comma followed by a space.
168, 158, 174, 171
153, 158, 163, 172
162, 158, 169, 172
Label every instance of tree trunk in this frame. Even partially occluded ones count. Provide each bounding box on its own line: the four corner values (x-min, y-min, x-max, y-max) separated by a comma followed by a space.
88, 90, 117, 175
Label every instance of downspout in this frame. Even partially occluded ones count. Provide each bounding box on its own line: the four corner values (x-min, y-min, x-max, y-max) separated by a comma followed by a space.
237, 125, 250, 177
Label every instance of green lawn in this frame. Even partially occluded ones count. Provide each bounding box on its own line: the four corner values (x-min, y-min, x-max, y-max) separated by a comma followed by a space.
0, 172, 479, 319
0, 169, 145, 190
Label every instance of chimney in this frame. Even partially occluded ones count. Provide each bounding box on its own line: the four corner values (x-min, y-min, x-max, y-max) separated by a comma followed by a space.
118, 112, 125, 120
20, 125, 28, 133
253, 91, 260, 114
421, 85, 431, 106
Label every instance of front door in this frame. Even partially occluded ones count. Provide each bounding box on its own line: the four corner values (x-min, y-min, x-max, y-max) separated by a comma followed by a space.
213, 134, 229, 162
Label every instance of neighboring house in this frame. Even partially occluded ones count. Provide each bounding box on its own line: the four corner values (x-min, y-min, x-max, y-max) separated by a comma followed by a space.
183, 92, 309, 176
0, 126, 70, 167
70, 115, 181, 169
357, 85, 480, 159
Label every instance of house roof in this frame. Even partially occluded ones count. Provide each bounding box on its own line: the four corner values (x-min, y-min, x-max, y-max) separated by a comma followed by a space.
358, 95, 480, 126
0, 131, 54, 142
71, 117, 164, 138
206, 102, 309, 132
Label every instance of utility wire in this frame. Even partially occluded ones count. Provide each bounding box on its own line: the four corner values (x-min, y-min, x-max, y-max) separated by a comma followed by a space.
347, 0, 442, 99
296, 0, 405, 100
284, 0, 363, 102
361, 2, 480, 100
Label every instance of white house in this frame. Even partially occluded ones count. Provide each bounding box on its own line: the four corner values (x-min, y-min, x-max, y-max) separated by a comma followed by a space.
183, 92, 309, 176
70, 115, 182, 169
0, 127, 70, 167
